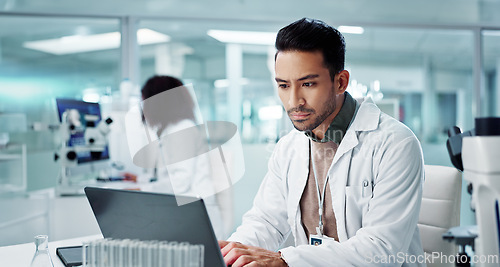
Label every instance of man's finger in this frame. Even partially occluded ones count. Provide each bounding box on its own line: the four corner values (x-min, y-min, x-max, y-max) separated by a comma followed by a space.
221, 241, 244, 256
224, 247, 248, 266
218, 240, 230, 249
231, 254, 255, 267
244, 261, 260, 267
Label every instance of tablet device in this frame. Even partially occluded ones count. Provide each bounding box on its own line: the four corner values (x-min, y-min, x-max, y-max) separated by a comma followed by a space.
56, 245, 84, 267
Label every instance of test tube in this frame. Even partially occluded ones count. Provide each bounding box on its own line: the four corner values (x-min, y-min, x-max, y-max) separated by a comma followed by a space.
82, 242, 89, 267
159, 241, 172, 267
131, 240, 141, 267
149, 240, 159, 267
90, 240, 98, 267
169, 241, 179, 267
188, 244, 204, 267
119, 239, 130, 267
139, 240, 152, 267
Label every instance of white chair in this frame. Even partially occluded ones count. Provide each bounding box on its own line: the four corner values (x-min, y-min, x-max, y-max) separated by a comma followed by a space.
418, 165, 462, 267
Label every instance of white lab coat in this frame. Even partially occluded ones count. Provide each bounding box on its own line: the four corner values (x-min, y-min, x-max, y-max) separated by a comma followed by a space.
138, 119, 226, 239
228, 98, 425, 266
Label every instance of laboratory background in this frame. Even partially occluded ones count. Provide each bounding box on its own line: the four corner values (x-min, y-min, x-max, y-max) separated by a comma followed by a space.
0, 0, 500, 248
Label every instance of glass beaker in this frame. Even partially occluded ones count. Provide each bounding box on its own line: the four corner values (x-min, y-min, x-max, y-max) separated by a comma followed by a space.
30, 235, 54, 267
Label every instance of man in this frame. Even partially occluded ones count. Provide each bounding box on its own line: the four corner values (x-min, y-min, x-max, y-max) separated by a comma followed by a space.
219, 18, 425, 266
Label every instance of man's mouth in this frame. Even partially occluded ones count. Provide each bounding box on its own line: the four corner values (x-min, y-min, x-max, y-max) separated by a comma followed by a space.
290, 113, 311, 120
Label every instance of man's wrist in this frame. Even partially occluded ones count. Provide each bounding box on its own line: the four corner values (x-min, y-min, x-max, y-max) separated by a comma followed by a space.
278, 251, 289, 266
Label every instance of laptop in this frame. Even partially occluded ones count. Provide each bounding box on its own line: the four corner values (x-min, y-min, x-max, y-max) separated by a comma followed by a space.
84, 186, 226, 267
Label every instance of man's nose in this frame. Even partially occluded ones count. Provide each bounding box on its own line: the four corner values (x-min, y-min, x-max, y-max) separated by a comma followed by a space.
289, 86, 305, 107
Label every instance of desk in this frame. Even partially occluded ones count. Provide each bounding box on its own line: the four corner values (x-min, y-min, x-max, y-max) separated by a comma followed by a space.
0, 234, 102, 267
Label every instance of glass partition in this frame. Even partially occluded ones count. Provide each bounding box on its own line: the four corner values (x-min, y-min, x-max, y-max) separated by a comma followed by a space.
0, 15, 121, 190
0, 15, 121, 142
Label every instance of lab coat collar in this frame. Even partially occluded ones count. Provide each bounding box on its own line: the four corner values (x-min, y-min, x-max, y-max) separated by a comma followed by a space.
348, 97, 381, 133
331, 97, 379, 166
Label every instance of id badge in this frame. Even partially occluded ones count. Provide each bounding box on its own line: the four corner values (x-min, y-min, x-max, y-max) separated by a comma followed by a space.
309, 234, 323, 246
309, 234, 336, 246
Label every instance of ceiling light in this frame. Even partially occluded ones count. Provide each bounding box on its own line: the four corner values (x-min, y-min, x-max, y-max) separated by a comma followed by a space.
23, 28, 170, 55
483, 30, 500, 37
214, 78, 249, 88
137, 28, 171, 45
338, 26, 364, 35
207, 30, 276, 45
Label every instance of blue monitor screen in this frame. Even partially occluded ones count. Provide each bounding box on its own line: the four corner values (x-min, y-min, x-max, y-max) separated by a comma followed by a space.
55, 98, 110, 164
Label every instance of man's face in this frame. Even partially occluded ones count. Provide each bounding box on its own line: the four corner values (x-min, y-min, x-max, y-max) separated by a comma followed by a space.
275, 50, 340, 133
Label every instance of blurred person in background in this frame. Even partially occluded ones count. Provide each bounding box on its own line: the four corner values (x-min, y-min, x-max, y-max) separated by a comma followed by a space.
123, 75, 225, 239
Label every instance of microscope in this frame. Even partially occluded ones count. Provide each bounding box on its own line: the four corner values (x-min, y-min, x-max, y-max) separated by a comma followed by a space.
54, 109, 113, 195
445, 117, 500, 266
83, 114, 113, 159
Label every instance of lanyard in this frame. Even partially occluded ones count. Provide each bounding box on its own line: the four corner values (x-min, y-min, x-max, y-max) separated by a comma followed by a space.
309, 140, 330, 236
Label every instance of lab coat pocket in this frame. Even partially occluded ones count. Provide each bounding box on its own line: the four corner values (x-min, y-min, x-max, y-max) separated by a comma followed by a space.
345, 181, 372, 232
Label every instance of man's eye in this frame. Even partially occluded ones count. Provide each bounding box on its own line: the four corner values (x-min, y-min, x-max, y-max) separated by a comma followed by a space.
278, 84, 288, 89
303, 82, 315, 87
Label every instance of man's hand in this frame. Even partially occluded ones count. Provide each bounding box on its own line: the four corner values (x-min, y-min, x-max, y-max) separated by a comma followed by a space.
218, 240, 287, 267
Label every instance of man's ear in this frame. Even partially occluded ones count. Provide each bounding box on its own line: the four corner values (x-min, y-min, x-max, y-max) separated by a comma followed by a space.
337, 70, 350, 94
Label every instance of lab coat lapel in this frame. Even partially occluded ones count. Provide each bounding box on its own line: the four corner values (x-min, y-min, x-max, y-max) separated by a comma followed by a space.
328, 98, 380, 242
290, 133, 310, 244
329, 128, 358, 242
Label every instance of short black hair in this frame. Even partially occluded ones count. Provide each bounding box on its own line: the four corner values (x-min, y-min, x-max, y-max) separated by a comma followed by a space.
141, 75, 195, 127
141, 75, 184, 100
275, 18, 346, 80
